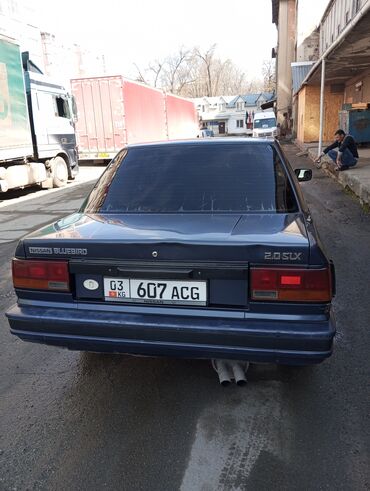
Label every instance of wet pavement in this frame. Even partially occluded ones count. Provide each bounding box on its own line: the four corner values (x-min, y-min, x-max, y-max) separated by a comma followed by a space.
0, 146, 369, 490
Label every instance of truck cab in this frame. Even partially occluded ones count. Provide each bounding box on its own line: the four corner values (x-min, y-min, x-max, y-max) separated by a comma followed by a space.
23, 53, 78, 182
0, 36, 78, 193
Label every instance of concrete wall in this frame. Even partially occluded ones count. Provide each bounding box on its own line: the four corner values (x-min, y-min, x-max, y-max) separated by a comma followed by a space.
296, 30, 320, 62
276, 0, 297, 125
296, 0, 325, 63
344, 69, 370, 104
296, 0, 328, 48
297, 85, 344, 143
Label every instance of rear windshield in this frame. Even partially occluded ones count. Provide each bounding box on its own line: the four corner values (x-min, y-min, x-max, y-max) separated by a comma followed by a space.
82, 143, 298, 214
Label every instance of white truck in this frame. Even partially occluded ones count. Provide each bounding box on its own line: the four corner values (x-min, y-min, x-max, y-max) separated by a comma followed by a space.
252, 111, 277, 138
0, 35, 78, 193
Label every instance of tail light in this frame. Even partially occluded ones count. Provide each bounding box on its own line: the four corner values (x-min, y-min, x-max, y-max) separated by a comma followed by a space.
251, 267, 332, 302
12, 259, 70, 292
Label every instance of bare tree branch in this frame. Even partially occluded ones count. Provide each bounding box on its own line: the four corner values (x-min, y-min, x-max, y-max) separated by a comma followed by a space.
194, 44, 217, 96
133, 63, 148, 85
149, 60, 164, 88
163, 47, 190, 93
137, 44, 265, 98
262, 59, 276, 93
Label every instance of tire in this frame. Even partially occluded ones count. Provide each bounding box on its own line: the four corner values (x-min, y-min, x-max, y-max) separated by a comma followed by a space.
50, 156, 69, 188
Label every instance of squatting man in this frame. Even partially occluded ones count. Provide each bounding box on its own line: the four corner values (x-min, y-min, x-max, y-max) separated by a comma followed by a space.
315, 129, 358, 171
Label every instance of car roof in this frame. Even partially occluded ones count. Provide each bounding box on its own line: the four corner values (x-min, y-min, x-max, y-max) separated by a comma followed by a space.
126, 138, 275, 149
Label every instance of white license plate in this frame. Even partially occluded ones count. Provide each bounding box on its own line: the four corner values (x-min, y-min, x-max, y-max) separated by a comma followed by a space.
103, 278, 207, 306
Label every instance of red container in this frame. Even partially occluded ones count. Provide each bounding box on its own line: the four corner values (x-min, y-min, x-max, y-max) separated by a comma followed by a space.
71, 76, 198, 160
165, 93, 199, 141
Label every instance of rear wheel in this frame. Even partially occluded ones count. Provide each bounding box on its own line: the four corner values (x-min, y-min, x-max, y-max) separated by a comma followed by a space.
50, 156, 69, 188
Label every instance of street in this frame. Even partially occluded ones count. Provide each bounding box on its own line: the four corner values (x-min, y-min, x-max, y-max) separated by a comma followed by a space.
0, 144, 369, 491
0, 164, 104, 213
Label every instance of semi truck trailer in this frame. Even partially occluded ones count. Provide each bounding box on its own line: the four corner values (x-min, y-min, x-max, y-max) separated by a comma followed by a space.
71, 76, 199, 161
0, 35, 78, 193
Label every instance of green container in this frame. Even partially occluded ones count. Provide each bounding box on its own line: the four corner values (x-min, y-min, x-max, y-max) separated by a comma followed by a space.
0, 36, 33, 160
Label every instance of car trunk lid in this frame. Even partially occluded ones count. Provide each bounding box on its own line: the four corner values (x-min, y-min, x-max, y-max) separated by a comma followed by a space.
21, 212, 312, 309
23, 212, 310, 264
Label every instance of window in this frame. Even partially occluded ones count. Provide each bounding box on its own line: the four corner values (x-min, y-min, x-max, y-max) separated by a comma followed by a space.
253, 118, 276, 129
236, 120, 244, 128
219, 103, 226, 112
71, 95, 78, 121
83, 143, 298, 214
236, 101, 244, 111
53, 96, 71, 119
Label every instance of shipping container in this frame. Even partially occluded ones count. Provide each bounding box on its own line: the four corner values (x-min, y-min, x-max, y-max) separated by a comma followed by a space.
71, 76, 199, 160
165, 93, 199, 140
0, 36, 33, 162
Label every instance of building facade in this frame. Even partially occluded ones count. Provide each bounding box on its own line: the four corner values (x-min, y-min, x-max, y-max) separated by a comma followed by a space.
41, 32, 106, 88
0, 0, 106, 89
193, 93, 275, 136
0, 0, 43, 69
273, 0, 370, 146
297, 0, 370, 145
272, 0, 297, 126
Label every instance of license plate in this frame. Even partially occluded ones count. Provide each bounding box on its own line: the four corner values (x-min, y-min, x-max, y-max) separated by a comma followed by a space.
103, 278, 207, 306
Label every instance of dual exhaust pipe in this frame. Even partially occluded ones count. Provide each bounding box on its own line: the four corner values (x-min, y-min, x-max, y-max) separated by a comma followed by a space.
212, 359, 249, 387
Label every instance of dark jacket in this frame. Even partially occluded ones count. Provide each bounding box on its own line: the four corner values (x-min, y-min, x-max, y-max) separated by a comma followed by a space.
324, 135, 359, 158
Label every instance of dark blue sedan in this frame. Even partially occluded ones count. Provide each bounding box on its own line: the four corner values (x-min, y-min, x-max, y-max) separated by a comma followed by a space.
6, 139, 336, 365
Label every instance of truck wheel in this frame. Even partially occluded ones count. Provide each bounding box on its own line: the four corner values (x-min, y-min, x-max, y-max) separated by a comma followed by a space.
50, 156, 69, 188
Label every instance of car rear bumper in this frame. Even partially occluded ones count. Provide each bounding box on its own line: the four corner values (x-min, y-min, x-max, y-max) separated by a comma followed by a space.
6, 304, 336, 365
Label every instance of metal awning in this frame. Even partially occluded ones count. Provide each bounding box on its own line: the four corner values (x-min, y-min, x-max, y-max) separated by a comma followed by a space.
300, 7, 370, 88
291, 62, 315, 95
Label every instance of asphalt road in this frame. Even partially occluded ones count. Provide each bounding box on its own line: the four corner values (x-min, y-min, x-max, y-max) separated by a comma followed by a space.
0, 145, 369, 491
0, 163, 104, 211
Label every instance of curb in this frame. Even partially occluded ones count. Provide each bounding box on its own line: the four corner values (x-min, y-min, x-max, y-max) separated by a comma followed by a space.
295, 142, 370, 208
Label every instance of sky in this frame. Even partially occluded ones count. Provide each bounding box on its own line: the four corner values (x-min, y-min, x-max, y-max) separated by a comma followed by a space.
33, 0, 277, 81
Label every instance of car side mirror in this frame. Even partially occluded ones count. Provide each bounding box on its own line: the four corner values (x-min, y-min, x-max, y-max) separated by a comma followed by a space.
295, 169, 312, 182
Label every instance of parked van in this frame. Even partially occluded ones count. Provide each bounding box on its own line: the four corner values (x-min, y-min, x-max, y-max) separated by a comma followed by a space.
252, 111, 277, 138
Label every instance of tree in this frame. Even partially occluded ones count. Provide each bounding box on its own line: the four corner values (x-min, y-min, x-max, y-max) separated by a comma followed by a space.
262, 59, 276, 93
161, 47, 191, 93
134, 45, 265, 97
148, 60, 164, 88
133, 63, 148, 85
193, 44, 217, 96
